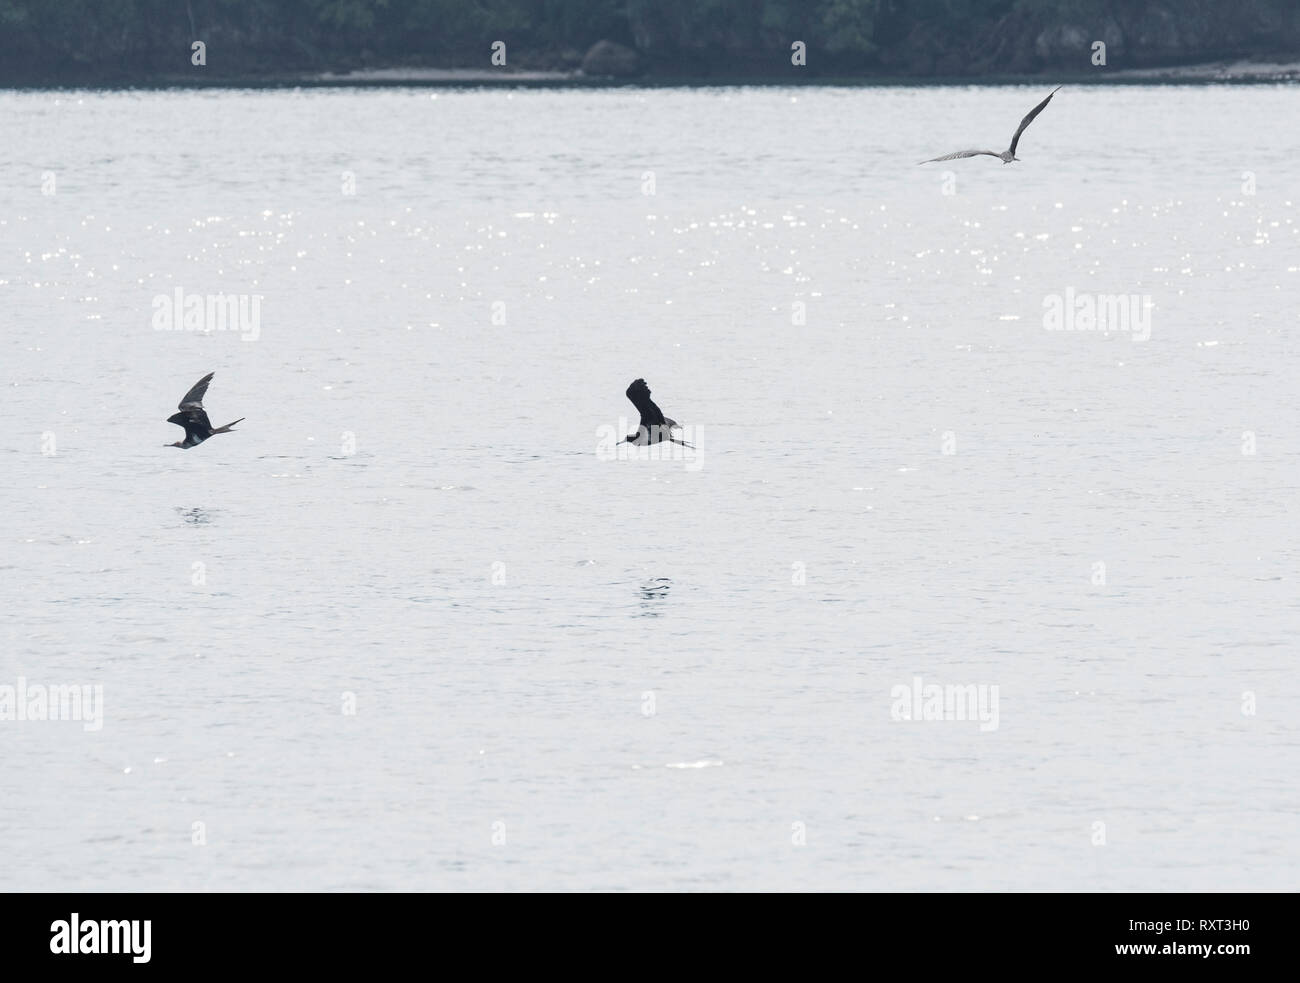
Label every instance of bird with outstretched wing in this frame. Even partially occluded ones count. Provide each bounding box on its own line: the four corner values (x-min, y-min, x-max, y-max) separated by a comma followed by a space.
919, 86, 1061, 165
624, 378, 692, 447
166, 372, 244, 449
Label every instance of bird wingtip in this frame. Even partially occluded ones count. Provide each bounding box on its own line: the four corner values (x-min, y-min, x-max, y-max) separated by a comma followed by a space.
626, 378, 654, 404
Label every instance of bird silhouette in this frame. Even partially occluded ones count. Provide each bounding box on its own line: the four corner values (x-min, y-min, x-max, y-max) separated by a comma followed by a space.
919, 86, 1061, 165
624, 379, 693, 447
165, 372, 244, 449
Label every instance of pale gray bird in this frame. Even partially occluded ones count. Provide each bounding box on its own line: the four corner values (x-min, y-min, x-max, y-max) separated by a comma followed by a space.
919, 86, 1061, 165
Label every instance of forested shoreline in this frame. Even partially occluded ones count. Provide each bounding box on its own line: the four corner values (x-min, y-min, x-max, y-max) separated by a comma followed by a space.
2, 0, 1299, 84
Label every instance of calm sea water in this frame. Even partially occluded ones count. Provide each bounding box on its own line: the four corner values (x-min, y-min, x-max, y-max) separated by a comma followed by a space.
1, 85, 1298, 891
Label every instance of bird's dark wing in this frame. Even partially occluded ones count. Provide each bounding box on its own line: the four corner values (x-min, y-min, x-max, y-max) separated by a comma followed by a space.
625, 378, 666, 429
1008, 86, 1060, 157
178, 372, 214, 411
168, 408, 213, 438
918, 150, 1002, 164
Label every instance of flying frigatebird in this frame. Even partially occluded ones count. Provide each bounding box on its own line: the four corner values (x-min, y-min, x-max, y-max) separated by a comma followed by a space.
919, 86, 1061, 165
165, 372, 244, 449
624, 378, 693, 448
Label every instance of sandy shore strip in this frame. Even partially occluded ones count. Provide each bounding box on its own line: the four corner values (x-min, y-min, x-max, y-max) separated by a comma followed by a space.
314, 67, 582, 83
1108, 58, 1300, 81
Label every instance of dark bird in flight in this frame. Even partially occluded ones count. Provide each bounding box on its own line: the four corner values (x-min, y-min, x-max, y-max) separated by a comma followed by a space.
919, 86, 1061, 165
625, 378, 693, 447
165, 372, 244, 449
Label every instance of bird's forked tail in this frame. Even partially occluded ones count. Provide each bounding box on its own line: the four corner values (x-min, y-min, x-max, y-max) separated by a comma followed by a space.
215, 418, 245, 434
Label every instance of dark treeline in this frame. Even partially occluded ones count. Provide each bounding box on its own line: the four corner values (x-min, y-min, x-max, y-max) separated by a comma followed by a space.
2, 0, 1299, 83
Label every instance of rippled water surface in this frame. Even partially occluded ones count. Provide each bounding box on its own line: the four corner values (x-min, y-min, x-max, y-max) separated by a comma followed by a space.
1, 85, 1298, 890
